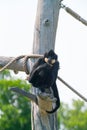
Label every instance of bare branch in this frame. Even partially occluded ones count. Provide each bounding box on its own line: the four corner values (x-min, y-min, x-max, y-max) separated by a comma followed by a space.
10, 87, 56, 112
0, 54, 43, 73
10, 87, 38, 104
0, 56, 25, 72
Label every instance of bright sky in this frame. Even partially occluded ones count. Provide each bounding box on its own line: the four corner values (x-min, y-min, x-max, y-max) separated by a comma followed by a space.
0, 0, 87, 104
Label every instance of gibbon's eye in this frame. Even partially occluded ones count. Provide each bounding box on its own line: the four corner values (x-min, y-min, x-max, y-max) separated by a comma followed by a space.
44, 57, 48, 63
51, 59, 56, 64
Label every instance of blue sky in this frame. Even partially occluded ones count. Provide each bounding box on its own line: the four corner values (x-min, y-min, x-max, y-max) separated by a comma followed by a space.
0, 0, 87, 104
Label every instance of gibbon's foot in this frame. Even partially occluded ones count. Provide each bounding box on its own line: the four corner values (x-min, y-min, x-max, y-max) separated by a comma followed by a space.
45, 87, 53, 95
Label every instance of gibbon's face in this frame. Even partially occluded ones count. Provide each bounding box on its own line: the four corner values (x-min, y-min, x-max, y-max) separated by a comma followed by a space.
44, 50, 57, 65
44, 57, 56, 65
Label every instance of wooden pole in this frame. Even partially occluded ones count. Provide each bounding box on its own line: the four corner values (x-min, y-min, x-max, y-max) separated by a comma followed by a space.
31, 0, 61, 130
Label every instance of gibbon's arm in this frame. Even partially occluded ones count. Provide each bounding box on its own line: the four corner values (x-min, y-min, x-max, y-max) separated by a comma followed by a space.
29, 57, 45, 83
30, 57, 44, 76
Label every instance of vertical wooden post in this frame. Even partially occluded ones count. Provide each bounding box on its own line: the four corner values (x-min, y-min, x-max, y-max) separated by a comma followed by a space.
31, 0, 61, 130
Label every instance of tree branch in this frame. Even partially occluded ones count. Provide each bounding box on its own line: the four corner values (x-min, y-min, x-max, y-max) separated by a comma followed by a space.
10, 87, 55, 112
10, 87, 38, 104
0, 55, 43, 73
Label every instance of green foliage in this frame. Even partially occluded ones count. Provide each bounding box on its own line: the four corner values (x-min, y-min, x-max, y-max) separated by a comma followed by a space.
0, 70, 11, 79
1, 70, 87, 130
58, 100, 87, 130
0, 78, 31, 130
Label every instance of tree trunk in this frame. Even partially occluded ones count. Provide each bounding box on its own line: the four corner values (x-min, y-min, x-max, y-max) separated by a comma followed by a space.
0, 0, 61, 130
31, 0, 61, 130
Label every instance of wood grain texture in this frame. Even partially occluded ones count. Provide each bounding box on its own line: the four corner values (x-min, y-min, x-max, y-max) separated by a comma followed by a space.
31, 0, 61, 130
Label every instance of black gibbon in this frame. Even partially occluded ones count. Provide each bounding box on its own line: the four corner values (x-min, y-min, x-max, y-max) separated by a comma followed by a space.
29, 50, 60, 113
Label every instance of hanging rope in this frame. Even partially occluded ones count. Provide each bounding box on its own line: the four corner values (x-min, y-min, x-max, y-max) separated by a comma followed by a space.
0, 55, 87, 102
61, 4, 87, 26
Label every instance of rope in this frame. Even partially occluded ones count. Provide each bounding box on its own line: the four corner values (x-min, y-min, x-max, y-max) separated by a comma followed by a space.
0, 55, 25, 72
61, 4, 87, 26
23, 56, 30, 74
0, 54, 43, 73
58, 76, 87, 102
0, 54, 87, 102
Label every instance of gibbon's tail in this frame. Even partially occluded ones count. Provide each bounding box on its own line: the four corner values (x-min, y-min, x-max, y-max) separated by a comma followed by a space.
46, 96, 60, 114
46, 82, 60, 114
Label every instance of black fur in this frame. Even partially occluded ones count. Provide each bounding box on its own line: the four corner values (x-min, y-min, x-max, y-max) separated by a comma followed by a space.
29, 50, 60, 113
